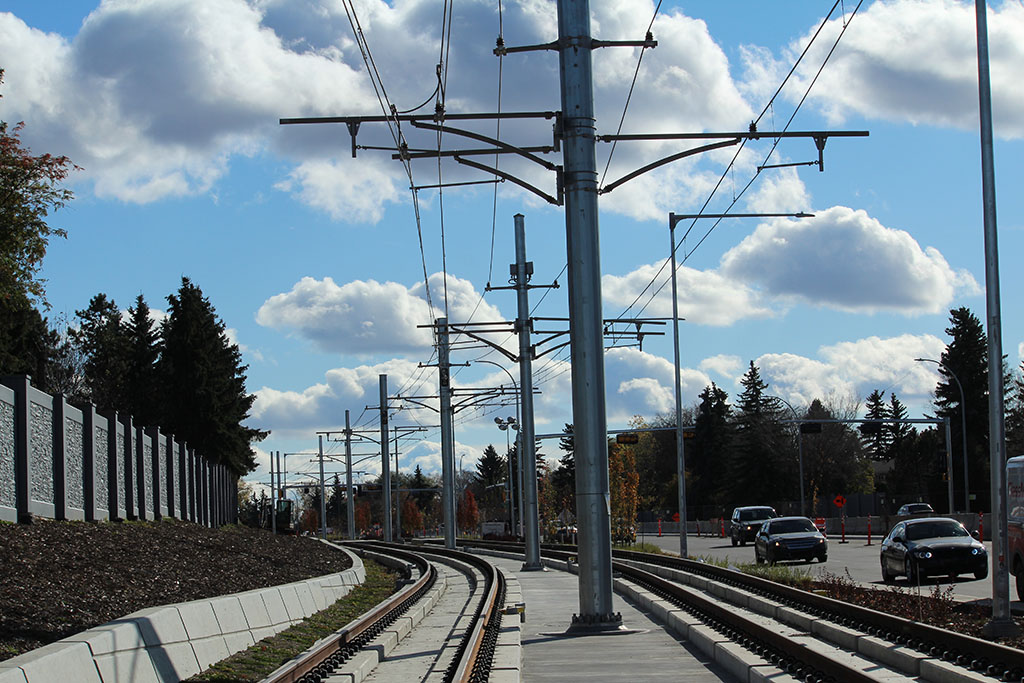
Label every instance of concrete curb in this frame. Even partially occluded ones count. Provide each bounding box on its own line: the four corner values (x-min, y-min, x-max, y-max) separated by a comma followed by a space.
0, 542, 366, 683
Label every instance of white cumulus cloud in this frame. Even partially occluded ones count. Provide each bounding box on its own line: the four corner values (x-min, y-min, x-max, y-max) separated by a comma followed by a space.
720, 206, 980, 314
762, 0, 1024, 137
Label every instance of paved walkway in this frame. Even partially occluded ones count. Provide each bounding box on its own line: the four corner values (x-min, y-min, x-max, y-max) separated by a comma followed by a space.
487, 556, 737, 682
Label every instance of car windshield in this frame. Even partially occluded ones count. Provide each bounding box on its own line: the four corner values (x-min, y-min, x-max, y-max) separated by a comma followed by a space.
905, 520, 969, 540
740, 508, 774, 521
905, 504, 932, 513
769, 519, 816, 534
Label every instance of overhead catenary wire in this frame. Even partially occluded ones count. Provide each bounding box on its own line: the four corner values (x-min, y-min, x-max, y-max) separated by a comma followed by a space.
610, 1, 859, 329
598, 0, 663, 189
338, 0, 436, 325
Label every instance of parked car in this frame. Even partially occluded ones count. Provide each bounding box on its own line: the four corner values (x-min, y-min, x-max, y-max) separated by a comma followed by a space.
880, 517, 987, 584
896, 502, 935, 516
729, 506, 777, 546
754, 516, 828, 565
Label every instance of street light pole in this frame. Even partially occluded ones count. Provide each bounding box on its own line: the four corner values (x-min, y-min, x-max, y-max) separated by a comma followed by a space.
769, 395, 804, 517
495, 416, 517, 535
915, 357, 969, 512
669, 212, 812, 530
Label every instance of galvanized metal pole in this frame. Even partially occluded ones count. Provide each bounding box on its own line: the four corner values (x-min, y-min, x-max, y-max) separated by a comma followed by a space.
515, 214, 543, 570
270, 448, 277, 534
438, 318, 457, 549
393, 427, 401, 540
318, 435, 327, 539
975, 0, 1015, 636
944, 418, 954, 514
668, 216, 688, 559
798, 432, 805, 516
379, 374, 392, 542
557, 0, 618, 629
345, 410, 355, 540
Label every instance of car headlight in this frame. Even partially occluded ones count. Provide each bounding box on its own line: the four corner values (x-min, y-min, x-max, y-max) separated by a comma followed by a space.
745, 525, 753, 531
971, 547, 986, 555
773, 541, 781, 547
817, 538, 825, 544
914, 550, 933, 559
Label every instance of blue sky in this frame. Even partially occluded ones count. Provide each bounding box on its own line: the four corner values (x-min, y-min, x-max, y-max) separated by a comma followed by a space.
2, 0, 1022, 491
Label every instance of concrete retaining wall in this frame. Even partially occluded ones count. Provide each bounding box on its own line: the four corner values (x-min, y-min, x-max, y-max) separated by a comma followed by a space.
0, 543, 365, 683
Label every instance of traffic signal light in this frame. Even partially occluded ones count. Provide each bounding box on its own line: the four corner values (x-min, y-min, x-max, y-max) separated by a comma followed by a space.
860, 421, 883, 435
799, 423, 822, 434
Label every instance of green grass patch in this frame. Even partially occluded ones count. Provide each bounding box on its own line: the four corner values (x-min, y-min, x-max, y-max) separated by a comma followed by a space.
187, 560, 398, 682
736, 562, 815, 589
688, 553, 730, 568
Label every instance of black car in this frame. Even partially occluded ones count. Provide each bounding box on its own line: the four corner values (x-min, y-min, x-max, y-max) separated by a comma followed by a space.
896, 502, 934, 516
754, 516, 828, 565
729, 506, 777, 546
880, 517, 988, 584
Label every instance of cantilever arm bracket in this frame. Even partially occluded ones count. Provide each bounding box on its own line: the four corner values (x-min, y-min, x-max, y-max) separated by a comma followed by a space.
599, 139, 741, 194
454, 155, 562, 206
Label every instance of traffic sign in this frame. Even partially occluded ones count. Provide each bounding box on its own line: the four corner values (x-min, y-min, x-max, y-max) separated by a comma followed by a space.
833, 494, 846, 508
616, 432, 639, 445
672, 512, 680, 522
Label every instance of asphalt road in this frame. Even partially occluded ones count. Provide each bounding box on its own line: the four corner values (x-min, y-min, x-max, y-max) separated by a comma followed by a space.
638, 530, 1016, 607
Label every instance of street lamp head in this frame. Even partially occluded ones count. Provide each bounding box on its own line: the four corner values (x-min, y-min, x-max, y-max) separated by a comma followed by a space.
494, 417, 503, 425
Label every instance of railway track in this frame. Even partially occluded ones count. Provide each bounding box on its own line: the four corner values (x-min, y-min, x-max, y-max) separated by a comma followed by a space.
460, 539, 1024, 682
260, 541, 509, 683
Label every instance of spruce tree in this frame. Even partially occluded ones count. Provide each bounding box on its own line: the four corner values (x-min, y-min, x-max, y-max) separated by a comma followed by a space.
862, 389, 890, 460
692, 383, 732, 512
157, 278, 267, 474
475, 444, 507, 521
935, 307, 989, 510
123, 294, 160, 426
551, 424, 576, 516
728, 361, 790, 504
73, 294, 128, 412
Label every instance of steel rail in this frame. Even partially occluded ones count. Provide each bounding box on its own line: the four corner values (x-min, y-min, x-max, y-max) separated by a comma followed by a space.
372, 541, 506, 683
457, 539, 1024, 680
262, 542, 434, 683
612, 547, 1024, 678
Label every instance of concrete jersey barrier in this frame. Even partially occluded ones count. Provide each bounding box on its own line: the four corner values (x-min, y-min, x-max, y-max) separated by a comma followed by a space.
0, 542, 365, 683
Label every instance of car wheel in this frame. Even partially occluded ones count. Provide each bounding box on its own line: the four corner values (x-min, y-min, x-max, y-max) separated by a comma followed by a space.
905, 558, 919, 584
881, 562, 894, 584
975, 565, 988, 581
1017, 570, 1024, 601
817, 554, 827, 563
755, 548, 763, 565
740, 538, 746, 547
731, 535, 737, 547
767, 549, 776, 566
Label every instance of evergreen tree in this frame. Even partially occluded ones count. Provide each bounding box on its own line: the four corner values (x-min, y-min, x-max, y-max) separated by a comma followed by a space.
692, 383, 733, 513
727, 361, 790, 503
73, 294, 128, 412
551, 424, 576, 516
935, 307, 990, 510
123, 294, 160, 426
0, 298, 54, 386
410, 464, 435, 511
862, 389, 890, 460
475, 444, 507, 521
157, 278, 267, 474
